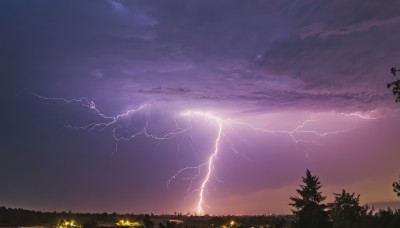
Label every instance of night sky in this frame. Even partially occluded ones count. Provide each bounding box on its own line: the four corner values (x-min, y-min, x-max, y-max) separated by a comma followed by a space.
1, 0, 400, 215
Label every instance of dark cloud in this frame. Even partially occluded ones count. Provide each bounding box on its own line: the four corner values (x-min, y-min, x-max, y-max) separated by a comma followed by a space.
2, 0, 398, 112
299, 16, 400, 39
138, 87, 192, 95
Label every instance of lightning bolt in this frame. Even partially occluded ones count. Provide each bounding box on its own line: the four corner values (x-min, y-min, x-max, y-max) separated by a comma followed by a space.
30, 93, 376, 215
338, 111, 378, 120
30, 92, 188, 155
241, 117, 357, 145
197, 121, 222, 215
178, 111, 224, 215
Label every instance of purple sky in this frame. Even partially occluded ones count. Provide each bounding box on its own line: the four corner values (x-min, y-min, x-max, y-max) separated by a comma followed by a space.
1, 0, 400, 215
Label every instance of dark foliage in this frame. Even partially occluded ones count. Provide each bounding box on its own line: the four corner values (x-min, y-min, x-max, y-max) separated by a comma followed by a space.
328, 189, 367, 228
373, 208, 400, 228
289, 169, 331, 228
143, 214, 154, 228
393, 176, 400, 198
0, 207, 291, 228
0, 207, 119, 227
387, 67, 400, 102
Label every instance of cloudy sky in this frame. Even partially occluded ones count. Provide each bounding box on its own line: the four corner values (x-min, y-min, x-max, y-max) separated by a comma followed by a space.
1, 0, 400, 215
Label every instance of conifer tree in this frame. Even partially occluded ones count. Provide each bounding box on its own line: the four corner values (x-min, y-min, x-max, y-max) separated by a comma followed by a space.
289, 169, 331, 228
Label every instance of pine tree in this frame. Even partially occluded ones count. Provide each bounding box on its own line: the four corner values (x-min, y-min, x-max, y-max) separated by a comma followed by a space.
289, 169, 331, 228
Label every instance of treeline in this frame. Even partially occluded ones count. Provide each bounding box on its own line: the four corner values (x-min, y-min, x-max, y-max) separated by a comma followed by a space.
0, 207, 147, 227
0, 207, 288, 228
289, 169, 400, 228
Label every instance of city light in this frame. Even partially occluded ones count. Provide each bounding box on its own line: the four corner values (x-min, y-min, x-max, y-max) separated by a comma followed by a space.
116, 219, 141, 227
57, 220, 81, 228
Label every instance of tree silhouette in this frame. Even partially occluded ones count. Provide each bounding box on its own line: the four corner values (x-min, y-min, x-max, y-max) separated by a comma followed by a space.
393, 176, 400, 198
289, 169, 331, 228
374, 208, 400, 228
387, 67, 400, 102
328, 189, 366, 228
143, 214, 154, 228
